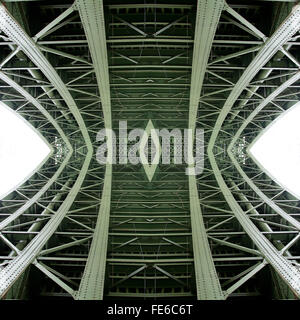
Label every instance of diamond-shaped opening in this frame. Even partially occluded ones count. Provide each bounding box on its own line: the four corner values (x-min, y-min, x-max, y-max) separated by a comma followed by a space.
0, 102, 51, 199
248, 101, 300, 199
140, 120, 161, 182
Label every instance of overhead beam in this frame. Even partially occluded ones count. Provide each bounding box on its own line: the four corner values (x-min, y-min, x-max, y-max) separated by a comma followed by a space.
107, 4, 193, 9
33, 261, 76, 297
224, 4, 267, 41
113, 15, 147, 37
153, 15, 187, 37
188, 0, 225, 300
33, 5, 75, 41
225, 262, 267, 297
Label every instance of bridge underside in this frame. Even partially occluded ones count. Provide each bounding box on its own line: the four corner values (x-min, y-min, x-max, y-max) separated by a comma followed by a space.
0, 0, 299, 300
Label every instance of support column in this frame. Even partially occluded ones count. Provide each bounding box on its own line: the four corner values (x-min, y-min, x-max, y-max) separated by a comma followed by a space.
75, 0, 112, 299
188, 0, 225, 299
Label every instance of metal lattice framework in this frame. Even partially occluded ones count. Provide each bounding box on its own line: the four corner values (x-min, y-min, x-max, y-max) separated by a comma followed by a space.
0, 0, 299, 300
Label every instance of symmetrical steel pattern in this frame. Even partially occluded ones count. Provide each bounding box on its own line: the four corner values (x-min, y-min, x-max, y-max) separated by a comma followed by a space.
0, 0, 299, 300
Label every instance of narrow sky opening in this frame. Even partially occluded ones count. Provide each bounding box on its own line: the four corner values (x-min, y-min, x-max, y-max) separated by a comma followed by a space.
249, 101, 300, 199
0, 101, 51, 199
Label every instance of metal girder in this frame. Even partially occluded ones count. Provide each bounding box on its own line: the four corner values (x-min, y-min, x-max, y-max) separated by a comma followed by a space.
228, 3, 298, 123
0, 151, 72, 231
0, 71, 72, 235
153, 15, 187, 37
33, 261, 76, 297
0, 155, 90, 297
107, 4, 193, 9
187, 0, 224, 300
224, 3, 267, 41
0, 71, 71, 147
0, 38, 299, 47
113, 15, 147, 37
188, 0, 224, 131
230, 71, 300, 147
229, 153, 300, 230
154, 265, 187, 287
0, 3, 93, 297
0, 3, 92, 149
207, 236, 262, 256
208, 45, 262, 66
0, 235, 20, 255
228, 72, 300, 230
189, 176, 224, 299
76, 165, 112, 300
33, 5, 75, 41
39, 45, 93, 66
74, 0, 112, 300
229, 181, 272, 233
224, 261, 267, 297
76, 0, 112, 129
0, 0, 299, 300
280, 235, 300, 255
223, 262, 264, 287
208, 4, 300, 297
110, 265, 147, 289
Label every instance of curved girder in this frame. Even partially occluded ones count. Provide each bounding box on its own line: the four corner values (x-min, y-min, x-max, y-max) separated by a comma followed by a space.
0, 3, 92, 151
228, 71, 300, 231
188, 0, 225, 300
74, 0, 112, 300
0, 3, 93, 296
207, 4, 300, 297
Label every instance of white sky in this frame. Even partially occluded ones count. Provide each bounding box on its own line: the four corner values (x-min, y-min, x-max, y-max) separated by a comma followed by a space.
249, 102, 300, 199
0, 102, 50, 199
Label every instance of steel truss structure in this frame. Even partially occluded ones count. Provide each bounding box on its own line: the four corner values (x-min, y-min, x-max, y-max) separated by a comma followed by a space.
0, 0, 299, 300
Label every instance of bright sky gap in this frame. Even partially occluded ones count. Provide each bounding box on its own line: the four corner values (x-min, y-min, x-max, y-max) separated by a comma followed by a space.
249, 101, 300, 200
0, 101, 51, 200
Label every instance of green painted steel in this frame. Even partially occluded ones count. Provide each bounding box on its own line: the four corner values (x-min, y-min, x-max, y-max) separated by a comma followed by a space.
188, 0, 224, 299
0, 0, 299, 300
75, 0, 112, 300
189, 176, 224, 299
76, 165, 112, 300
208, 4, 300, 297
